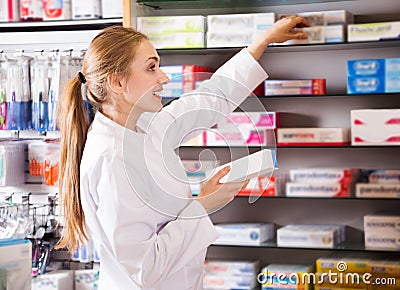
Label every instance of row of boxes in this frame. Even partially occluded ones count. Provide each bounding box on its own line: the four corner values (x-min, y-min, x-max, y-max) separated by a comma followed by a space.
0, 0, 122, 21
347, 58, 400, 94
32, 269, 99, 290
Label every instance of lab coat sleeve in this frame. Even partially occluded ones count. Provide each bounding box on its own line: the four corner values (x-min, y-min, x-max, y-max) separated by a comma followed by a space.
94, 153, 218, 288
138, 48, 268, 148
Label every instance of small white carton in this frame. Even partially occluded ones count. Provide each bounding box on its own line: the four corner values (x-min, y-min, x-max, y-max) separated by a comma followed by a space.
348, 21, 400, 42
214, 223, 275, 245
209, 149, 278, 183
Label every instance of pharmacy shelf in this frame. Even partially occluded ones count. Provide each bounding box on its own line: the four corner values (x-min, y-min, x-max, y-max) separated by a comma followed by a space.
211, 241, 400, 253
136, 0, 354, 9
0, 18, 123, 32
235, 196, 400, 201
156, 40, 400, 55
179, 145, 400, 149
0, 130, 60, 140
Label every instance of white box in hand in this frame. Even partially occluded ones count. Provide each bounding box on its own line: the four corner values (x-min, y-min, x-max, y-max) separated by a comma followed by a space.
210, 149, 278, 183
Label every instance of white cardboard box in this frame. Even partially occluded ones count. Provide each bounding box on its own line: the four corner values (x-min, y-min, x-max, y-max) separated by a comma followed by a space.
209, 149, 278, 183
277, 128, 350, 146
348, 21, 400, 42
137, 16, 205, 33
355, 183, 400, 198
214, 223, 275, 245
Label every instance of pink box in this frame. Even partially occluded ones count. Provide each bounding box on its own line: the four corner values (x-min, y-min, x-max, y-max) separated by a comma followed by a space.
204, 128, 275, 146
217, 112, 278, 129
351, 109, 400, 146
277, 128, 350, 146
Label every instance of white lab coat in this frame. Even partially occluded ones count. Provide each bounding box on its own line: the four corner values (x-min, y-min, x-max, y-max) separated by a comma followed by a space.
80, 48, 268, 290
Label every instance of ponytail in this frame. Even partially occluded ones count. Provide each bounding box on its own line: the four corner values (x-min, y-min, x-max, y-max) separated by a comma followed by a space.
56, 76, 89, 252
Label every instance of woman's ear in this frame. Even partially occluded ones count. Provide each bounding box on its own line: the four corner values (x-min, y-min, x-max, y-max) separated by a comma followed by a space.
107, 73, 125, 94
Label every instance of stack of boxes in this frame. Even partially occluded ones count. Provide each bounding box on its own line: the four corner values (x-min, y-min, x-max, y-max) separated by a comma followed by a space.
206, 13, 275, 48
203, 260, 259, 290
285, 168, 359, 198
347, 58, 400, 94
356, 169, 400, 198
137, 16, 206, 49
277, 10, 353, 45
364, 214, 400, 250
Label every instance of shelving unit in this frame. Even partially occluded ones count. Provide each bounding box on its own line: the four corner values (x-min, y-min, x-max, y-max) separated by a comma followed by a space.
125, 0, 400, 267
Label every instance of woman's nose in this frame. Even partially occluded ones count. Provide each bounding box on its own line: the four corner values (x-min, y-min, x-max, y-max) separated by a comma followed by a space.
158, 70, 170, 85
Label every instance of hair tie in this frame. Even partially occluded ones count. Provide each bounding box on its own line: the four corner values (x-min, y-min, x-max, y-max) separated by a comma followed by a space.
78, 72, 87, 84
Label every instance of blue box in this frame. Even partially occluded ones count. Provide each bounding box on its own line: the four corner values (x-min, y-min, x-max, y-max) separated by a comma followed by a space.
347, 76, 385, 94
347, 59, 385, 77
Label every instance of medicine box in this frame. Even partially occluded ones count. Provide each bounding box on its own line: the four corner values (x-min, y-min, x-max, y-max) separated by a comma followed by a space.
207, 13, 275, 32
277, 224, 345, 248
210, 149, 278, 183
43, 0, 71, 21
217, 112, 278, 129
367, 260, 400, 277
347, 58, 400, 94
277, 128, 350, 146
351, 109, 400, 145
204, 274, 257, 289
205, 260, 259, 276
278, 10, 353, 26
146, 32, 205, 49
137, 16, 205, 33
71, 0, 100, 19
206, 31, 256, 48
356, 183, 400, 198
364, 214, 400, 235
204, 127, 275, 146
286, 182, 351, 198
260, 264, 314, 289
316, 257, 369, 273
360, 169, 400, 183
289, 168, 359, 184
214, 223, 275, 245
348, 21, 400, 42
101, 0, 122, 18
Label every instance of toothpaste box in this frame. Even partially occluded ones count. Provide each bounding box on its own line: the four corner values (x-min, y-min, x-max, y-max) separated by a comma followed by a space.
146, 32, 205, 49
210, 149, 278, 183
356, 183, 400, 198
316, 257, 369, 273
32, 271, 74, 290
282, 25, 345, 45
289, 168, 359, 184
204, 274, 257, 289
364, 235, 400, 250
348, 21, 400, 42
264, 79, 326, 95
137, 16, 205, 33
101, 0, 122, 18
214, 223, 275, 245
367, 260, 400, 277
277, 224, 345, 248
204, 127, 275, 146
206, 31, 256, 48
277, 128, 350, 146
217, 112, 278, 129
260, 264, 314, 289
351, 109, 400, 145
286, 182, 351, 198
360, 169, 400, 183
43, 0, 71, 20
207, 13, 275, 32
205, 260, 259, 276
347, 58, 400, 94
278, 10, 353, 26
364, 214, 400, 235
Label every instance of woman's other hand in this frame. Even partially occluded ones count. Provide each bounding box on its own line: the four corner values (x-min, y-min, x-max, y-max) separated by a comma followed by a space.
196, 166, 250, 213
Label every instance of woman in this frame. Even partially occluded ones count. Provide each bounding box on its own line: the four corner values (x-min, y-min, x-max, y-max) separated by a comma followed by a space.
57, 15, 309, 289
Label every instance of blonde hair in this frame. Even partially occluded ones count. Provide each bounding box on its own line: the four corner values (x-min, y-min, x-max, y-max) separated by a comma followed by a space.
57, 26, 148, 252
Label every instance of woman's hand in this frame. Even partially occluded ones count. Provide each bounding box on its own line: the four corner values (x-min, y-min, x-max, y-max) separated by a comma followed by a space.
247, 15, 310, 60
196, 166, 250, 213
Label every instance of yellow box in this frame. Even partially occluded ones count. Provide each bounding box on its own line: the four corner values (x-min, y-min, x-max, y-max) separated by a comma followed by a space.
316, 258, 369, 274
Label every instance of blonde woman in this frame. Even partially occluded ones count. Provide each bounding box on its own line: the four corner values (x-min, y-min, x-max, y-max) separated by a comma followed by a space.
57, 16, 309, 290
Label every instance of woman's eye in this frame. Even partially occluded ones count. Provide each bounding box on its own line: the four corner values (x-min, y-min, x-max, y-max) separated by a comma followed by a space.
148, 64, 156, 71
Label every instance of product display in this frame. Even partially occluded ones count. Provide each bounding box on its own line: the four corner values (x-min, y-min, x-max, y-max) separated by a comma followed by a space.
0, 0, 399, 288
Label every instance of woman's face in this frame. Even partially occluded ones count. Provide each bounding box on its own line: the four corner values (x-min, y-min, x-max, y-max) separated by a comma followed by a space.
123, 39, 169, 114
